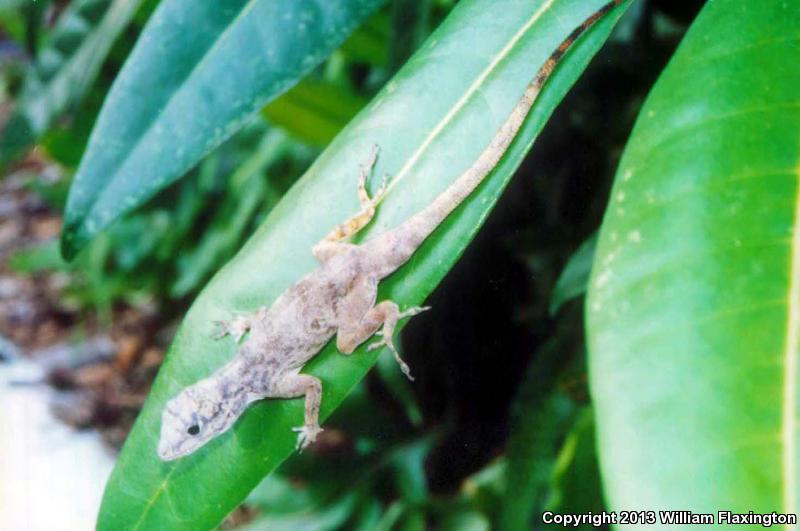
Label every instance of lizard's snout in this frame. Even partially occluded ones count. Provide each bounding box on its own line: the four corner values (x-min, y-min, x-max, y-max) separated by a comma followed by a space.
157, 437, 176, 461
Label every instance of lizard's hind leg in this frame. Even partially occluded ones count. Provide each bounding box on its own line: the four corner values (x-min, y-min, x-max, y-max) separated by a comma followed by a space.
337, 301, 430, 381
315, 145, 388, 258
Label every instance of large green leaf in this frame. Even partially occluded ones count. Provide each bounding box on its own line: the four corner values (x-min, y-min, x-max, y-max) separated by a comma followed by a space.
98, 0, 630, 528
60, 0, 387, 260
588, 0, 800, 517
0, 0, 144, 168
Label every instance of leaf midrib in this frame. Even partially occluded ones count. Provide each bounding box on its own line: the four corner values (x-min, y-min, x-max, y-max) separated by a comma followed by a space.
383, 0, 558, 197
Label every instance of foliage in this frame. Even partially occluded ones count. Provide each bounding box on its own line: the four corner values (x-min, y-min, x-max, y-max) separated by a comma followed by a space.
59, 0, 388, 259
0, 0, 147, 168
7, 0, 788, 529
96, 1, 630, 528
549, 232, 597, 315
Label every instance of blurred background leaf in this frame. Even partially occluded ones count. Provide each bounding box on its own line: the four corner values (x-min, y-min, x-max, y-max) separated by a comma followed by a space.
0, 0, 145, 168
262, 80, 367, 147
545, 408, 607, 523
550, 232, 597, 315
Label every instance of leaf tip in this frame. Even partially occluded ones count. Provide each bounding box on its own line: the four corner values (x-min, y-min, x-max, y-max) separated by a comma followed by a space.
59, 220, 86, 262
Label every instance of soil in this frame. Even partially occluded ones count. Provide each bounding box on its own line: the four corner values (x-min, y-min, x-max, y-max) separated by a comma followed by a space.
0, 156, 171, 450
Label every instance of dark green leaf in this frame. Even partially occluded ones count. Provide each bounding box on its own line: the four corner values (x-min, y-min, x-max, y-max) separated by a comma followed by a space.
339, 9, 391, 67
98, 1, 629, 528
545, 408, 606, 528
501, 379, 578, 530
60, 0, 387, 260
390, 437, 432, 505
352, 498, 383, 530
549, 232, 597, 315
502, 302, 589, 530
588, 0, 800, 513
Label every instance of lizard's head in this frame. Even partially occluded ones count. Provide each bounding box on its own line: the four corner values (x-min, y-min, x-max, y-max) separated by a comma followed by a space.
158, 379, 236, 461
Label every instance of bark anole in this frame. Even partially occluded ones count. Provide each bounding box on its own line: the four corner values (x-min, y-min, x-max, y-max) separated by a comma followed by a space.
158, 0, 622, 461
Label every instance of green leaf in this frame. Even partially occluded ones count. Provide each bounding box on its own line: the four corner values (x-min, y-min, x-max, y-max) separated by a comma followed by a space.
549, 232, 597, 315
545, 408, 606, 525
0, 0, 144, 167
500, 327, 582, 531
262, 80, 367, 147
375, 501, 407, 531
505, 393, 577, 530
588, 0, 800, 515
339, 9, 391, 67
60, 0, 388, 260
239, 493, 359, 531
98, 1, 630, 528
170, 129, 292, 297
439, 510, 491, 531
8, 239, 67, 274
390, 437, 432, 505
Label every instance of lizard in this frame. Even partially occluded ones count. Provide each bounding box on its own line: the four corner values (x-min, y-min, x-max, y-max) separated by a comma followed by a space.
157, 0, 623, 461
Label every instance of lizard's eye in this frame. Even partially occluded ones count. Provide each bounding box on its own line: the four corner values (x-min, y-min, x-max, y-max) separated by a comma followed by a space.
187, 424, 200, 436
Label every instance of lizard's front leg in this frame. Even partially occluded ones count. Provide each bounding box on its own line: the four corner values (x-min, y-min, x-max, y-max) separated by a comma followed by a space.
337, 301, 430, 381
273, 374, 323, 450
313, 145, 388, 261
213, 307, 268, 342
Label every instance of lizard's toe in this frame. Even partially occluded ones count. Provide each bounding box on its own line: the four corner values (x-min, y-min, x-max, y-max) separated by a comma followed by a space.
398, 361, 415, 381
367, 339, 386, 352
292, 424, 323, 451
400, 306, 431, 318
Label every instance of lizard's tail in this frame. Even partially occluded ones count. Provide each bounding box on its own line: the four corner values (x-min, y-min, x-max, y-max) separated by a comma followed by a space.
370, 0, 623, 275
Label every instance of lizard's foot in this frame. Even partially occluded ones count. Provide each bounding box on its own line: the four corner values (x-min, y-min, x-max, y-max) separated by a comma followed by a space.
366, 304, 430, 381
368, 337, 414, 381
318, 145, 390, 246
212, 316, 251, 342
292, 423, 323, 451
